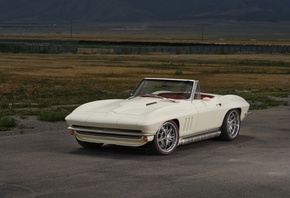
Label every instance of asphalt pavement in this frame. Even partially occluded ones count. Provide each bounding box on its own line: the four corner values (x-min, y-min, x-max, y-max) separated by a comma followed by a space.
0, 106, 290, 198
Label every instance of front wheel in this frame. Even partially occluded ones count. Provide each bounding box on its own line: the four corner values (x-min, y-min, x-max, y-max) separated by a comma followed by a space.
220, 109, 241, 141
148, 121, 179, 155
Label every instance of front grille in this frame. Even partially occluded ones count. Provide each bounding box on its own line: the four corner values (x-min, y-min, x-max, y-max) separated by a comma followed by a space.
69, 125, 144, 139
76, 130, 142, 139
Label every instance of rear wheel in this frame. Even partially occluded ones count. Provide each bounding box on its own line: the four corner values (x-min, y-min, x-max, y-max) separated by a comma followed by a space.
220, 109, 241, 141
148, 121, 179, 155
76, 138, 103, 149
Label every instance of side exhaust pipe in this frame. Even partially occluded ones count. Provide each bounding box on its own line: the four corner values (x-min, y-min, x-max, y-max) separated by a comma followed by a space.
179, 131, 221, 146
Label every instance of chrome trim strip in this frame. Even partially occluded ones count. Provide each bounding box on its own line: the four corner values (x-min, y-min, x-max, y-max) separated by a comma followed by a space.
179, 130, 221, 146
68, 126, 153, 137
181, 128, 220, 139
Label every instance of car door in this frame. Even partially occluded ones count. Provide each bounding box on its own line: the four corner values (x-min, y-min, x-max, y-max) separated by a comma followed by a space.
192, 98, 224, 133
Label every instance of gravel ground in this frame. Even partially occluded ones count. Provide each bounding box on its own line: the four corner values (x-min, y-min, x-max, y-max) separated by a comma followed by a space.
0, 116, 67, 136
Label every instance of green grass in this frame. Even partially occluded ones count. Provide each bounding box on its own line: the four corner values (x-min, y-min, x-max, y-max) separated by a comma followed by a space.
238, 92, 288, 110
37, 110, 68, 122
0, 115, 17, 131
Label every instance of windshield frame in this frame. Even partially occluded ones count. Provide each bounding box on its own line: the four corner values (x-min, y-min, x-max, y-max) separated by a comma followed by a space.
131, 78, 197, 100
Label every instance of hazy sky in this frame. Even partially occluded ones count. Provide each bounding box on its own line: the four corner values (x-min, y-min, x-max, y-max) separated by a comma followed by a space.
0, 0, 289, 23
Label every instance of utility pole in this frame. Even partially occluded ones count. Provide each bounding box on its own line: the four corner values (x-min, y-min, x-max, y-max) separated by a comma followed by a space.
201, 24, 204, 42
70, 20, 72, 38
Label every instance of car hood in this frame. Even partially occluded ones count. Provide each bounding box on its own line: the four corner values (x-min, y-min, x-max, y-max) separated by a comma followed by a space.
86, 97, 178, 116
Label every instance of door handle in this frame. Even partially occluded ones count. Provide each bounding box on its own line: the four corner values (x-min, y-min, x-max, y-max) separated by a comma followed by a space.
216, 103, 222, 106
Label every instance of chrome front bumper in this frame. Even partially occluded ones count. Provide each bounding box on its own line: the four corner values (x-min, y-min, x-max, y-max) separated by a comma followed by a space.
68, 126, 155, 147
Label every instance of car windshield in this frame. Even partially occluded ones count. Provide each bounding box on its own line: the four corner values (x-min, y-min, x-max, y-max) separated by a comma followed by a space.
132, 79, 194, 100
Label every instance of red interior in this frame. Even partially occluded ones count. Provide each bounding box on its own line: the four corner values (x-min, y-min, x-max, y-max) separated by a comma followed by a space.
200, 94, 215, 99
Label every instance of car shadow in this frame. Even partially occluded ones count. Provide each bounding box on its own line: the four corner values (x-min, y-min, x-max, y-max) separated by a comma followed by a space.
68, 134, 255, 159
69, 144, 150, 158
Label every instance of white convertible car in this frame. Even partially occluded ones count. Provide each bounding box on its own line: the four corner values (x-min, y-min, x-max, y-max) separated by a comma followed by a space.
66, 78, 250, 155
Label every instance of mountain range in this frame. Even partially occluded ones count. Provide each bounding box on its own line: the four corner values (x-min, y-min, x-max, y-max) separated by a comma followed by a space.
0, 0, 289, 23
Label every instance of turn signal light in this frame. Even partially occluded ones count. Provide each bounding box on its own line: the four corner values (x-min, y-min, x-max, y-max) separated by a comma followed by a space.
69, 130, 75, 135
143, 136, 148, 142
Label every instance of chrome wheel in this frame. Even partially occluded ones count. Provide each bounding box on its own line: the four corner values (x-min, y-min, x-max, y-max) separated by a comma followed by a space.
148, 121, 179, 155
227, 110, 240, 138
220, 109, 241, 141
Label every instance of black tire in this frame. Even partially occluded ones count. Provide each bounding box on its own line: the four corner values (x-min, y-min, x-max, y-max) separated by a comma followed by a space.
148, 121, 179, 155
76, 138, 103, 149
220, 109, 241, 141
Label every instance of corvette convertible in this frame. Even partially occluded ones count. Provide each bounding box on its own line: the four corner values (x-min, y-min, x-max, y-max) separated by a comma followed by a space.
66, 78, 250, 155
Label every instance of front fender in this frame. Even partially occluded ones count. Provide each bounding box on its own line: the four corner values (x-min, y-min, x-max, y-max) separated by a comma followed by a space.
220, 95, 250, 120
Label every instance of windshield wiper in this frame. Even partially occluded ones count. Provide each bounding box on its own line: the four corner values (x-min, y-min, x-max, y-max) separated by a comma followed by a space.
142, 94, 177, 103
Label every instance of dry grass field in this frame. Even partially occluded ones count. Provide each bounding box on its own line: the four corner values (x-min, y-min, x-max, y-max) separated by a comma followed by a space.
0, 52, 290, 124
